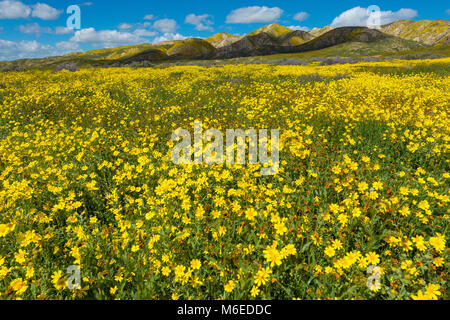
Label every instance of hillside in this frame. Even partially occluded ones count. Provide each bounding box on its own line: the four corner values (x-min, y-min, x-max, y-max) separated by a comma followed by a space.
205, 33, 243, 48
166, 38, 216, 59
309, 26, 334, 38
212, 27, 423, 59
381, 19, 450, 45
247, 23, 294, 39
0, 20, 448, 71
292, 27, 389, 52
280, 30, 314, 46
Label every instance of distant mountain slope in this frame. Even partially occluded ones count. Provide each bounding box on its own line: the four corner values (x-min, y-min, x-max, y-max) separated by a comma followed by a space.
212, 33, 278, 58
309, 26, 334, 38
205, 33, 243, 48
381, 19, 450, 45
212, 27, 420, 59
280, 30, 314, 46
247, 23, 294, 39
166, 38, 215, 59
294, 27, 388, 51
119, 48, 168, 63
308, 20, 450, 46
65, 43, 157, 60
294, 36, 426, 57
206, 24, 314, 58
0, 20, 448, 71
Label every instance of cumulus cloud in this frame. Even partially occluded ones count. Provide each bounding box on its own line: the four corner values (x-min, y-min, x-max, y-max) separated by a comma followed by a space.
0, 39, 80, 60
55, 40, 80, 52
331, 6, 418, 27
153, 19, 178, 33
18, 22, 52, 36
153, 33, 186, 43
226, 6, 283, 24
185, 13, 214, 31
70, 28, 147, 47
54, 26, 75, 34
293, 12, 309, 22
0, 1, 63, 20
144, 14, 155, 20
116, 22, 159, 37
0, 0, 31, 19
118, 23, 133, 30
19, 23, 75, 36
0, 39, 50, 60
133, 29, 158, 37
288, 25, 310, 32
31, 3, 62, 20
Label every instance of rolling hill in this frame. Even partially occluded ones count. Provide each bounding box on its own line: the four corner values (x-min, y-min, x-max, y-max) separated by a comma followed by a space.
205, 33, 243, 48
380, 19, 450, 45
309, 26, 334, 38
212, 26, 424, 59
166, 38, 216, 59
0, 19, 448, 71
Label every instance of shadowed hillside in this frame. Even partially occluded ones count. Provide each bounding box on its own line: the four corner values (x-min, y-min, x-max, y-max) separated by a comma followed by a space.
0, 20, 448, 71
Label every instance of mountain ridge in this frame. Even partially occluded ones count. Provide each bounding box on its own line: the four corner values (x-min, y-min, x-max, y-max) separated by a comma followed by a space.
0, 19, 448, 70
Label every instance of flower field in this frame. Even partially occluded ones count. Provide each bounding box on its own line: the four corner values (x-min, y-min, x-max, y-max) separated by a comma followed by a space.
0, 58, 448, 300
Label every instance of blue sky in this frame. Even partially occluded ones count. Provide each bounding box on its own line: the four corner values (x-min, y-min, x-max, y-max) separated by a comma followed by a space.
0, 0, 449, 60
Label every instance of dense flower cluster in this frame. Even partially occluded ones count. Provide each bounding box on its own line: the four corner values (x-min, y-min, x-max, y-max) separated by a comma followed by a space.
0, 58, 448, 300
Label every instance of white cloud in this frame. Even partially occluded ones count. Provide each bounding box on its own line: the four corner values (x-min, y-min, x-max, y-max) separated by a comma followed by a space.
0, 39, 81, 60
115, 22, 159, 37
0, 26, 3, 32
133, 28, 158, 37
293, 12, 309, 22
144, 14, 155, 20
288, 25, 310, 32
331, 6, 418, 27
19, 23, 75, 36
0, 39, 49, 60
153, 19, 178, 33
55, 40, 80, 53
71, 28, 147, 47
118, 23, 133, 30
226, 6, 283, 24
446, 9, 450, 15
32, 3, 62, 20
18, 22, 52, 36
185, 13, 214, 31
0, 0, 31, 19
153, 33, 186, 43
54, 26, 75, 34
1, 1, 62, 21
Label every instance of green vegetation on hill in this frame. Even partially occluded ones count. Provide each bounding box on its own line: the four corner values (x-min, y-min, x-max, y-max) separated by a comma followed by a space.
205, 33, 242, 48
381, 19, 450, 45
247, 23, 293, 39
167, 38, 216, 59
1, 20, 449, 71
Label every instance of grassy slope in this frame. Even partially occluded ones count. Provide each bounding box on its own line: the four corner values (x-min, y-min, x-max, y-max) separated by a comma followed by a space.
3, 43, 449, 71
247, 23, 294, 39
1, 22, 449, 71
224, 38, 435, 63
381, 19, 450, 45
